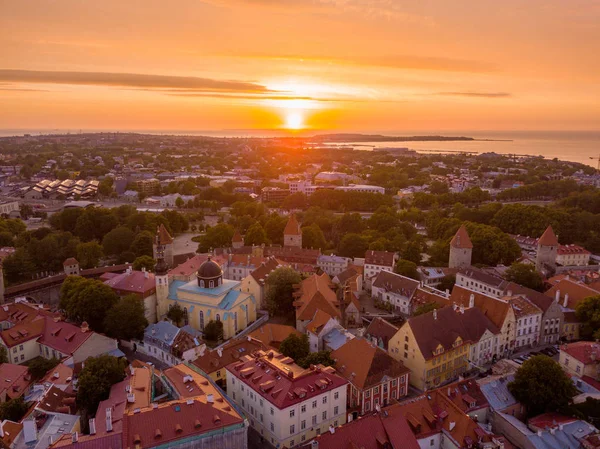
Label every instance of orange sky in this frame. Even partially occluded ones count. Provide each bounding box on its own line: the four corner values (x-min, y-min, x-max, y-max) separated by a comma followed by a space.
1, 0, 599, 132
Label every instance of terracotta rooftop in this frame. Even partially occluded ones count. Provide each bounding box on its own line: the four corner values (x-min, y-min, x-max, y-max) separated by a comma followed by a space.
40, 317, 94, 355
557, 244, 591, 255
249, 256, 281, 285
40, 363, 74, 393
103, 269, 156, 296
506, 295, 542, 319
449, 285, 510, 330
372, 270, 419, 297
0, 420, 23, 448
248, 323, 302, 350
227, 349, 348, 409
561, 341, 600, 365
232, 229, 243, 243
332, 338, 410, 390
365, 317, 399, 349
63, 257, 78, 266
435, 379, 489, 414
0, 363, 33, 400
333, 265, 361, 285
192, 337, 266, 374
284, 214, 302, 236
156, 223, 173, 245
538, 225, 559, 246
294, 273, 340, 321
364, 250, 396, 267
226, 254, 267, 268
37, 385, 77, 414
450, 225, 473, 249
545, 279, 600, 309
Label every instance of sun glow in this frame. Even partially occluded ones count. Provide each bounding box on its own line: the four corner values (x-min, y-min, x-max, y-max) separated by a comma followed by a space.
284, 110, 305, 130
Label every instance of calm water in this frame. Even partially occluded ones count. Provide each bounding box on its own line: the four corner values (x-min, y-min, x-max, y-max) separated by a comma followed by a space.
0, 129, 598, 167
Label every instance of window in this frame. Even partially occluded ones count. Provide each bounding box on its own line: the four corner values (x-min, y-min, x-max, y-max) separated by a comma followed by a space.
12, 347, 16, 353
312, 415, 317, 425
19, 344, 23, 351
209, 280, 214, 288
430, 439, 435, 446
312, 400, 317, 408
270, 423, 274, 432
576, 365, 581, 373
392, 379, 397, 386
290, 440, 294, 447
13, 357, 18, 363
242, 399, 245, 407
290, 410, 295, 418
260, 399, 263, 407
322, 397, 327, 404
290, 425, 295, 435
216, 313, 221, 322
301, 405, 306, 413
270, 407, 274, 416
334, 406, 339, 415
301, 435, 306, 442
301, 420, 306, 430
374, 386, 379, 394
260, 414, 263, 423
233, 392, 236, 400
316, 428, 321, 435
322, 411, 327, 420
199, 310, 204, 331
216, 371, 221, 378
365, 402, 371, 411
334, 392, 339, 400
200, 280, 205, 288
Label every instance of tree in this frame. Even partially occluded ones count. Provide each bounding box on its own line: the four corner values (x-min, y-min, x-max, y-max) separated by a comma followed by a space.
103, 295, 148, 341
265, 267, 302, 317
102, 226, 136, 256
299, 351, 335, 369
402, 241, 422, 264
0, 398, 29, 422
279, 334, 309, 363
175, 196, 185, 208
28, 357, 60, 380
575, 295, 600, 340
302, 224, 327, 250
76, 240, 103, 269
130, 230, 154, 258
508, 355, 577, 417
98, 177, 114, 196
505, 263, 544, 291
414, 302, 441, 316
60, 278, 119, 331
76, 355, 128, 415
465, 222, 522, 266
394, 259, 420, 280
133, 255, 156, 272
2, 248, 35, 284
0, 345, 7, 364
437, 274, 456, 292
282, 192, 308, 210
167, 303, 185, 327
197, 223, 234, 252
244, 222, 268, 246
204, 320, 224, 342
338, 233, 369, 258
0, 231, 14, 246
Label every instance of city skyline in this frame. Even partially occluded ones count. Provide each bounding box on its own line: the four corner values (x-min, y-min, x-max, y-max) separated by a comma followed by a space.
1, 0, 599, 131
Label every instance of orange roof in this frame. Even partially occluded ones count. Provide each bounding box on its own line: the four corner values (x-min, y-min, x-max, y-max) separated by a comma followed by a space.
450, 225, 473, 249
0, 363, 33, 400
506, 295, 542, 318
561, 341, 600, 365
232, 229, 243, 243
248, 323, 302, 349
305, 309, 334, 335
538, 225, 559, 246
156, 223, 173, 245
332, 338, 409, 390
284, 214, 302, 236
0, 420, 23, 448
545, 279, 600, 309
449, 286, 510, 330
294, 273, 340, 321
63, 257, 78, 266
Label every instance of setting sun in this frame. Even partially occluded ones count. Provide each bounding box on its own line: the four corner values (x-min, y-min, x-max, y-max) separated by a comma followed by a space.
284, 111, 305, 130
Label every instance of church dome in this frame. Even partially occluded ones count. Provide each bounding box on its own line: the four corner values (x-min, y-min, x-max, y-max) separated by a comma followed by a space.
197, 256, 223, 288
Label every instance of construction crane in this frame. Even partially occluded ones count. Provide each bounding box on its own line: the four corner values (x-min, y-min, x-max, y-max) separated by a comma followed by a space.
591, 153, 600, 172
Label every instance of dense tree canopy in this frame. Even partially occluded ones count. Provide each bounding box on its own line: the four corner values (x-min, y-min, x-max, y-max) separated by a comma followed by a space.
394, 259, 420, 280
265, 267, 302, 317
505, 263, 544, 291
103, 295, 149, 341
59, 277, 120, 331
197, 223, 235, 252
575, 296, 600, 340
76, 355, 128, 415
279, 334, 310, 363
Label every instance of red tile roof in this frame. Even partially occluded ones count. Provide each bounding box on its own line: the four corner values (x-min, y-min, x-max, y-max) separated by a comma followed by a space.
372, 271, 419, 297
0, 363, 33, 400
156, 224, 173, 245
40, 317, 94, 355
249, 257, 281, 285
192, 337, 266, 374
364, 250, 396, 267
103, 269, 156, 296
545, 279, 600, 309
561, 341, 600, 365
557, 244, 591, 255
227, 349, 348, 410
294, 273, 340, 321
365, 317, 398, 349
284, 214, 302, 236
248, 323, 302, 350
63, 258, 78, 266
450, 225, 473, 249
538, 225, 559, 246
232, 229, 243, 243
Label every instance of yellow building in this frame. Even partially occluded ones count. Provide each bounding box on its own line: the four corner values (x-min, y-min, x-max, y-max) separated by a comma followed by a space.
388, 307, 472, 391
156, 256, 257, 340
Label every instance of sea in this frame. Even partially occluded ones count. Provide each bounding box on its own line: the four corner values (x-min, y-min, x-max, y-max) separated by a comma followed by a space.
0, 129, 598, 167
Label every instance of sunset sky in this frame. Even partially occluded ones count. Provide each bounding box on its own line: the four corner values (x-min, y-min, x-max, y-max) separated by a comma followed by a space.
1, 0, 599, 132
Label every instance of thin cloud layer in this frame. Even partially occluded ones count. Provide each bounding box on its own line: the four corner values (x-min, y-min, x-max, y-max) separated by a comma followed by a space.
0, 69, 271, 93
435, 92, 512, 98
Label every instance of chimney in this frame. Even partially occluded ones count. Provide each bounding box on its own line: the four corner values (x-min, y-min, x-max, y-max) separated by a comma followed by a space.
207, 394, 214, 403
537, 430, 542, 437
507, 290, 512, 297
555, 289, 561, 303
469, 294, 475, 308
72, 432, 78, 443
0, 422, 4, 438
80, 321, 90, 333
433, 309, 438, 320
329, 425, 335, 434
217, 348, 223, 358
106, 408, 113, 432
563, 293, 569, 308
311, 440, 319, 449
89, 418, 96, 435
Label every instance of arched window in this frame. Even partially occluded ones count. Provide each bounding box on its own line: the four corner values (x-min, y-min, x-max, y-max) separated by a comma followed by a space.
200, 280, 205, 288
184, 307, 189, 326
216, 314, 221, 322
209, 280, 214, 288
217, 278, 221, 286
234, 312, 238, 333
199, 311, 204, 331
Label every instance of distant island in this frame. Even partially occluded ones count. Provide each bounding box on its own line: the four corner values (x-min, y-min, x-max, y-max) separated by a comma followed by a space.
311, 133, 476, 143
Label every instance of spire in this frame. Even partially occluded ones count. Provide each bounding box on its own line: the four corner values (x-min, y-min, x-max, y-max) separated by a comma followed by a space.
156, 224, 173, 245
450, 225, 473, 249
538, 225, 559, 247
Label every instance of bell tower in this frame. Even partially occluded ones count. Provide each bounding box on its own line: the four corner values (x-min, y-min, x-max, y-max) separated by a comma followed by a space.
155, 233, 170, 320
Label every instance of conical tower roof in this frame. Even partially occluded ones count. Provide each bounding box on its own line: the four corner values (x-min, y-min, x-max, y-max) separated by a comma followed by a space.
156, 224, 173, 245
284, 214, 302, 236
538, 225, 559, 246
450, 225, 473, 249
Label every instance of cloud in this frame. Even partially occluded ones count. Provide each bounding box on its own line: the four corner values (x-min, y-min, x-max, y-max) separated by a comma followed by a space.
0, 69, 271, 93
434, 91, 511, 98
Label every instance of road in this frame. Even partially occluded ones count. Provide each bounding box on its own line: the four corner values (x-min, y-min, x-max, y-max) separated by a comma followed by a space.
173, 233, 198, 256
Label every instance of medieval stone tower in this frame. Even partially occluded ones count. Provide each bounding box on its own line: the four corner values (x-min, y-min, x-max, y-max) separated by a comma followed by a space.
284, 214, 302, 248
153, 224, 174, 268
154, 227, 171, 320
448, 225, 473, 269
536, 225, 558, 275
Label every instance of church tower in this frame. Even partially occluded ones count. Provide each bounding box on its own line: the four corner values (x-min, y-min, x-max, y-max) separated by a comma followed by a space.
155, 236, 170, 320
536, 225, 558, 275
153, 224, 174, 268
448, 225, 473, 269
284, 214, 302, 248
232, 229, 244, 249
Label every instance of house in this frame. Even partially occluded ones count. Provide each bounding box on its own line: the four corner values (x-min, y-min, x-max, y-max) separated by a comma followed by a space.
557, 244, 591, 267
388, 306, 498, 390
0, 420, 23, 449
439, 378, 490, 423
331, 338, 410, 416
364, 317, 398, 351
39, 362, 74, 393
0, 363, 33, 402
293, 273, 340, 333
136, 321, 204, 366
62, 258, 79, 276
455, 267, 509, 298
317, 255, 349, 277
238, 256, 282, 308
168, 254, 227, 282
222, 254, 268, 282
478, 375, 524, 420
305, 310, 342, 353
363, 251, 397, 290
546, 278, 600, 311
226, 348, 348, 449
300, 407, 420, 449
371, 271, 419, 316
248, 323, 302, 350
418, 266, 456, 288
559, 341, 600, 377
102, 267, 157, 323
507, 295, 542, 349
192, 336, 267, 389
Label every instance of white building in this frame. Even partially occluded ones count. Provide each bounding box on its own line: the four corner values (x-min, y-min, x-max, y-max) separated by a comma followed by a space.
226, 349, 348, 448
363, 251, 397, 290
455, 267, 509, 298
508, 295, 542, 349
136, 321, 204, 366
334, 184, 385, 195
371, 271, 419, 315
317, 254, 349, 277
556, 244, 591, 267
